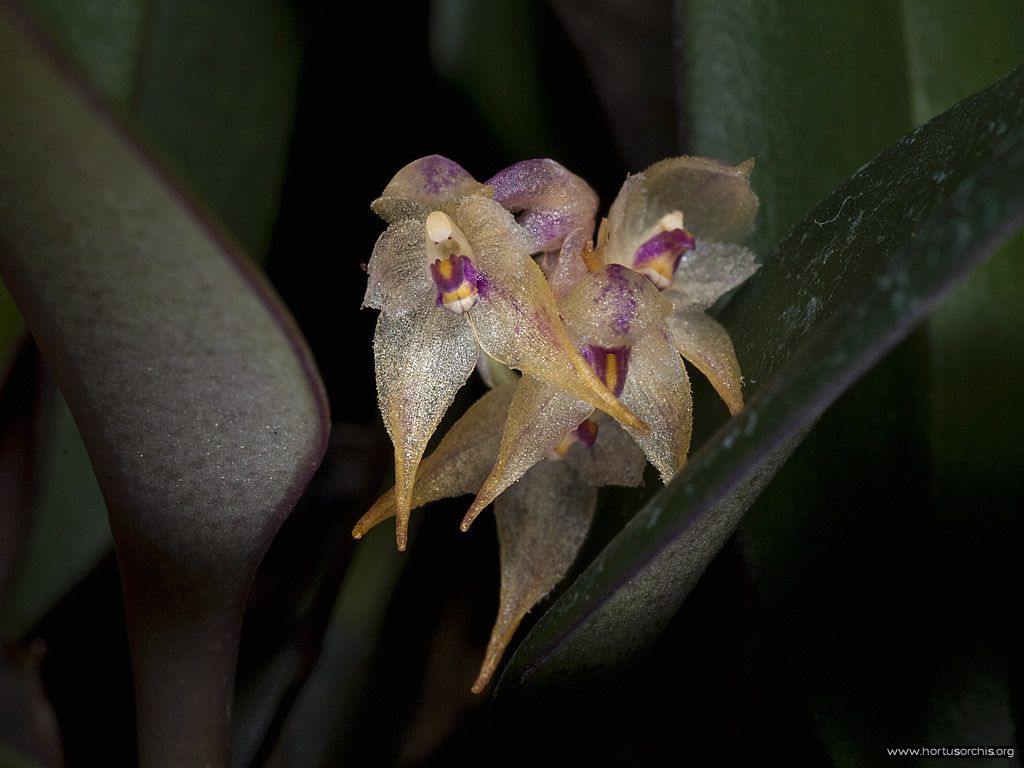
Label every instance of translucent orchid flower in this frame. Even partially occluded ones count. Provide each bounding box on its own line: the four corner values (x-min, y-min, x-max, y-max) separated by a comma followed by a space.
351, 380, 646, 693
602, 156, 761, 415
461, 237, 692, 531
486, 158, 599, 255
364, 156, 645, 550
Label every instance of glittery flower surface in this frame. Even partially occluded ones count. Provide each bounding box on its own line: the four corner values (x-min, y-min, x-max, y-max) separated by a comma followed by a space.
357, 153, 759, 689
363, 156, 644, 549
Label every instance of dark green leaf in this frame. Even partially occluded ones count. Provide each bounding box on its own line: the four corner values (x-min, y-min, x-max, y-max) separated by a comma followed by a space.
16, 0, 144, 111
683, 0, 915, 254
0, 280, 24, 381
432, 0, 549, 158
495, 68, 1024, 705
0, 10, 328, 766
21, 0, 302, 261
134, 0, 303, 260
261, 524, 409, 767
725, 3, 1024, 759
0, 384, 112, 642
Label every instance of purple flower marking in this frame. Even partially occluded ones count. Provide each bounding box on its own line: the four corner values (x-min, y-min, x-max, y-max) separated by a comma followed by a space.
421, 155, 469, 195
572, 419, 599, 449
582, 344, 631, 397
597, 264, 641, 335
632, 228, 696, 270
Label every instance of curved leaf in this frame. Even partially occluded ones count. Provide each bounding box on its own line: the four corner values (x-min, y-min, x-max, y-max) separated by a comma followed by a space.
495, 68, 1024, 703
684, 0, 915, 255
0, 9, 328, 767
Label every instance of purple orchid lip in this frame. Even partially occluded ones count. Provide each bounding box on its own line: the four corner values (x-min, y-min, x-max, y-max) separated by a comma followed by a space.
551, 417, 599, 459
573, 418, 599, 449
582, 344, 631, 398
632, 228, 696, 289
430, 254, 480, 313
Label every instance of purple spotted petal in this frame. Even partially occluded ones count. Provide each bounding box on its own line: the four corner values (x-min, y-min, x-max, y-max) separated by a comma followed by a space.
487, 159, 599, 253
372, 155, 489, 222
560, 264, 671, 348
465, 256, 645, 432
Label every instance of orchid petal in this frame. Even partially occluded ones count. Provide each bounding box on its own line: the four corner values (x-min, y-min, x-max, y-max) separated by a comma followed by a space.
362, 218, 435, 313
486, 158, 599, 253
542, 227, 591, 301
472, 459, 597, 693
464, 374, 594, 527
666, 309, 746, 416
605, 155, 759, 267
371, 155, 489, 223
451, 195, 538, 278
620, 324, 693, 482
664, 239, 759, 311
580, 414, 648, 488
352, 383, 516, 538
561, 264, 671, 348
467, 254, 646, 432
373, 306, 478, 549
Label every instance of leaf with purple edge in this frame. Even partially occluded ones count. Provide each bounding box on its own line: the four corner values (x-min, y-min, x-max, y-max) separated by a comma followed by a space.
0, 11, 329, 766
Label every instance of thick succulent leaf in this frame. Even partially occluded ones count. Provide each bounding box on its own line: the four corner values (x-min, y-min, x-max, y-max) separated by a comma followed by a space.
733, 5, 1024, 761
468, 254, 645, 432
665, 240, 759, 311
372, 155, 489, 224
352, 383, 515, 538
486, 158, 599, 253
666, 309, 745, 416
373, 306, 478, 550
475, 459, 598, 693
684, 1, 915, 257
495, 68, 1024, 705
16, 0, 143, 110
0, 12, 329, 766
605, 156, 759, 268
465, 375, 594, 528
619, 325, 692, 483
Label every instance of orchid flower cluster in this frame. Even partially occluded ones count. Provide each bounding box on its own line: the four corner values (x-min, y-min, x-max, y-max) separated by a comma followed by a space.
354, 154, 759, 692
